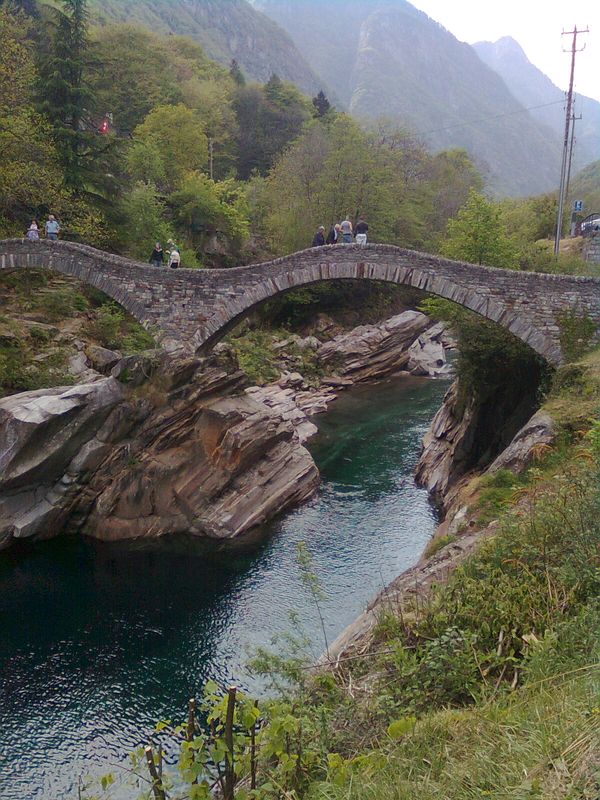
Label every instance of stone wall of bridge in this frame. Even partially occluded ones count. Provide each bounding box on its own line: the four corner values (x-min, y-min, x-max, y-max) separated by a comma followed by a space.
2, 239, 600, 366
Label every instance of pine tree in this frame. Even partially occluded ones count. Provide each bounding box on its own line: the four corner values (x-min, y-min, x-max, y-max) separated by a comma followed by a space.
229, 59, 245, 86
312, 90, 331, 118
38, 0, 97, 188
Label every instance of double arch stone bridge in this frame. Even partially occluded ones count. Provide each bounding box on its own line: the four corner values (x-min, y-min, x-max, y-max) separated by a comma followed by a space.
2, 238, 600, 367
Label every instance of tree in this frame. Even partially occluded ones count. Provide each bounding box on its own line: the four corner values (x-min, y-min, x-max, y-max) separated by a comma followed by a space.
170, 173, 249, 264
441, 189, 519, 268
312, 90, 331, 118
130, 104, 208, 191
0, 7, 64, 231
229, 58, 245, 86
37, 0, 98, 187
119, 182, 172, 260
233, 79, 311, 179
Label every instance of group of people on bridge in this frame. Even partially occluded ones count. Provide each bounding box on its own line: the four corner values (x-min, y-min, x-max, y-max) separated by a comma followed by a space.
25, 215, 60, 241
312, 218, 369, 248
149, 240, 181, 269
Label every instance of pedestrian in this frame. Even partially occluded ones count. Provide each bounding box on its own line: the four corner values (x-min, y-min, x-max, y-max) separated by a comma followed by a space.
167, 240, 181, 269
312, 226, 326, 247
355, 219, 369, 245
45, 214, 60, 240
26, 220, 40, 241
326, 223, 341, 245
149, 241, 164, 267
340, 217, 353, 244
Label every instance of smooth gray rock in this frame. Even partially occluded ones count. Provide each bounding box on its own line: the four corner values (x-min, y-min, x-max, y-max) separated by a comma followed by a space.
487, 411, 556, 474
86, 345, 121, 374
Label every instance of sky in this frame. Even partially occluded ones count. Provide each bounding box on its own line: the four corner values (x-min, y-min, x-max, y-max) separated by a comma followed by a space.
409, 0, 600, 103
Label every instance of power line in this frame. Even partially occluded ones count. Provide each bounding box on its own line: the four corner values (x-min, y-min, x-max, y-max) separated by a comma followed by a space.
414, 99, 566, 138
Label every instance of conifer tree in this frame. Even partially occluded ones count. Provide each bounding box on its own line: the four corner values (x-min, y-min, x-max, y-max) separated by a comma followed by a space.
38, 0, 97, 188
312, 90, 331, 118
229, 58, 245, 86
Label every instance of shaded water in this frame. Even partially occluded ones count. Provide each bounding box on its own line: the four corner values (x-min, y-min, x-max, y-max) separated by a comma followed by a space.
0, 374, 448, 799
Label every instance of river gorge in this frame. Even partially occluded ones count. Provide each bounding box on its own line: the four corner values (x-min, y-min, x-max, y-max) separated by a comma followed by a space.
0, 372, 449, 799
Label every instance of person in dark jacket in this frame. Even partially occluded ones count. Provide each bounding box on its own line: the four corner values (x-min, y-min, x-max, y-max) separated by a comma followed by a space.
312, 226, 326, 247
326, 223, 341, 245
149, 242, 164, 267
355, 219, 369, 245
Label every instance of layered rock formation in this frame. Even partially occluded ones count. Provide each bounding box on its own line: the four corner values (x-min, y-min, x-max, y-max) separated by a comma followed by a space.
0, 310, 450, 550
0, 354, 319, 549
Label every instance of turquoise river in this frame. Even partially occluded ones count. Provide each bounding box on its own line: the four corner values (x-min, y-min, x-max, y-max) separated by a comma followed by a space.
0, 373, 448, 799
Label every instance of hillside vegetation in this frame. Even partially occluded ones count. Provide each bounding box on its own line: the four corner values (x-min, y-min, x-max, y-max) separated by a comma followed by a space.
255, 0, 563, 196
87, 0, 324, 96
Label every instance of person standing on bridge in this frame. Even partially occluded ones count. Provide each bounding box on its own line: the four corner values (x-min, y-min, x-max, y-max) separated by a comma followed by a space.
45, 214, 60, 241
312, 226, 326, 247
340, 217, 353, 244
355, 219, 369, 245
26, 220, 40, 241
167, 239, 181, 269
149, 242, 164, 267
326, 223, 341, 245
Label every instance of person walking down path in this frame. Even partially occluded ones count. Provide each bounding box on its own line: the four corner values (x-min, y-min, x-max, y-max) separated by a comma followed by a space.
312, 226, 326, 247
326, 223, 341, 245
149, 242, 164, 267
340, 217, 353, 244
45, 214, 60, 240
167, 240, 181, 269
26, 220, 40, 241
355, 219, 369, 245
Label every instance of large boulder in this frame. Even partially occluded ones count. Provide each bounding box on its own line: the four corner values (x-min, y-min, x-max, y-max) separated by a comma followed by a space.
84, 393, 319, 541
487, 411, 556, 474
0, 379, 125, 547
317, 310, 431, 382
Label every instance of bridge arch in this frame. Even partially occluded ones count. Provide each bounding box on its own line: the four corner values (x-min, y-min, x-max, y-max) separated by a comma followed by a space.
0, 239, 162, 330
193, 248, 565, 366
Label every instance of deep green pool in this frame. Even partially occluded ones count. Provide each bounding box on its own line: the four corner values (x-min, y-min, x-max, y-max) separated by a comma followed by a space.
0, 374, 448, 799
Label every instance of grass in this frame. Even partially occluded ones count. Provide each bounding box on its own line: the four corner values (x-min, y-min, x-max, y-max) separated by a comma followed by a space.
313, 667, 600, 799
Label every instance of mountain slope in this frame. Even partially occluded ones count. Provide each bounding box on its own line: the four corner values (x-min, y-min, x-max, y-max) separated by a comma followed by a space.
254, 0, 563, 197
87, 0, 325, 96
474, 37, 600, 171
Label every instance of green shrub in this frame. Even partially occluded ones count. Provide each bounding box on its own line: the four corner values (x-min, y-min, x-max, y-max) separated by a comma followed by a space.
85, 304, 125, 349
228, 329, 281, 384
29, 288, 89, 321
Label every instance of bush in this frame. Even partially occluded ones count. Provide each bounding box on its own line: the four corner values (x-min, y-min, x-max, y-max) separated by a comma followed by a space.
29, 288, 89, 321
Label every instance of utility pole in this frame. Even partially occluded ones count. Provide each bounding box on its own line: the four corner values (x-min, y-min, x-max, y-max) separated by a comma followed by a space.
554, 25, 588, 256
565, 110, 582, 235
209, 138, 214, 181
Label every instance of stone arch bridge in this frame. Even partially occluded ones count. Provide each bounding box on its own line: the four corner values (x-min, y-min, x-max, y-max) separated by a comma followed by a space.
2, 239, 600, 367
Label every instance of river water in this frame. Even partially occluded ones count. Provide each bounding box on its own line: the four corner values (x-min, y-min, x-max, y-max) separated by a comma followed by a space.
0, 374, 448, 799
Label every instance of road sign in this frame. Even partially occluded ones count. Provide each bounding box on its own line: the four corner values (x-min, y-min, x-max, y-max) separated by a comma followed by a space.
574, 200, 583, 212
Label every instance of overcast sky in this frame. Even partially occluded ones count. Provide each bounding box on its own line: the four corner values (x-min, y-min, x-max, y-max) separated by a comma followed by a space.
409, 0, 600, 103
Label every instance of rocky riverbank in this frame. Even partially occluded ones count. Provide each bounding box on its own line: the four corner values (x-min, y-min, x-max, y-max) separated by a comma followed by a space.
0, 310, 449, 550
322, 376, 558, 665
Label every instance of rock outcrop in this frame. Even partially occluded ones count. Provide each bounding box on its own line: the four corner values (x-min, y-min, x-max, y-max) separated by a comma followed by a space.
486, 410, 556, 475
0, 309, 449, 550
316, 310, 433, 382
414, 381, 477, 508
0, 355, 319, 549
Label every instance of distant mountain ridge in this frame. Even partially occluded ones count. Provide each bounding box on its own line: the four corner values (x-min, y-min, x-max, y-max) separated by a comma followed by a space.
473, 37, 600, 171
87, 0, 325, 96
254, 0, 565, 197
